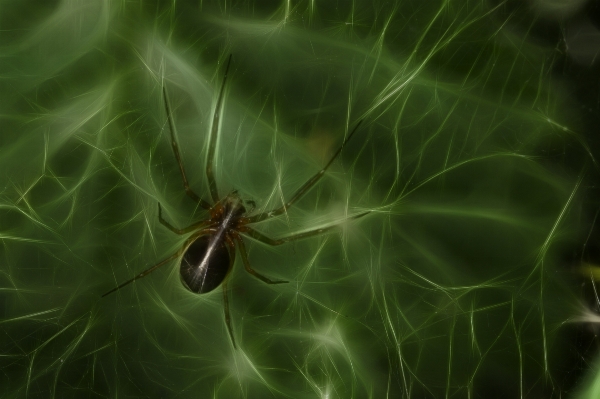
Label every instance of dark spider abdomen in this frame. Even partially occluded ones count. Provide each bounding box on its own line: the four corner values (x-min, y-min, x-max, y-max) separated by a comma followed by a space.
180, 235, 231, 294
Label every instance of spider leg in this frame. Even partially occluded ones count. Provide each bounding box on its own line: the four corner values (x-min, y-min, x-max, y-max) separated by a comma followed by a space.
234, 234, 288, 284
206, 54, 233, 204
248, 120, 363, 224
223, 239, 237, 349
101, 250, 182, 297
222, 279, 236, 349
158, 203, 212, 235
162, 86, 212, 209
244, 211, 369, 246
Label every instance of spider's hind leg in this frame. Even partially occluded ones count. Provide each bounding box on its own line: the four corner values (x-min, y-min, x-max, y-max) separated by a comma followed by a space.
235, 235, 288, 284
101, 250, 182, 297
222, 280, 237, 348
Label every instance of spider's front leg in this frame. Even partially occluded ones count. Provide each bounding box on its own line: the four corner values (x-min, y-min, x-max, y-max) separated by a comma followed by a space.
247, 120, 363, 224
206, 54, 232, 204
158, 203, 212, 235
162, 88, 212, 210
244, 211, 370, 246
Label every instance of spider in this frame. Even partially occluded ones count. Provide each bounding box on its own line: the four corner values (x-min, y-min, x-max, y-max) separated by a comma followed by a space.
102, 55, 367, 348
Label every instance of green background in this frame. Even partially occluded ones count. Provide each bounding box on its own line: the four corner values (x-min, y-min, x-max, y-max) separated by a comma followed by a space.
0, 0, 597, 397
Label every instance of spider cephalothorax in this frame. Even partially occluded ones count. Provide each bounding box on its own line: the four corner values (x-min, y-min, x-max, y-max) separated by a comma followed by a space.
212, 192, 248, 225
103, 55, 367, 348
